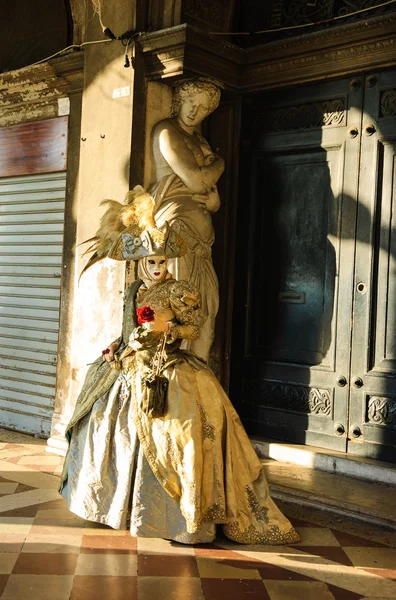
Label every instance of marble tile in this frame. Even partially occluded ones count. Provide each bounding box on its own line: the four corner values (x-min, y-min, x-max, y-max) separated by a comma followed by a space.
195, 546, 258, 561
363, 568, 396, 580
22, 533, 83, 554
257, 564, 313, 581
331, 530, 391, 548
76, 553, 138, 576
343, 547, 396, 570
12, 552, 78, 575
0, 534, 26, 553
201, 577, 269, 600
137, 536, 195, 555
0, 517, 33, 534
2, 574, 74, 600
327, 583, 372, 599
0, 483, 18, 495
138, 576, 204, 600
0, 574, 9, 596
0, 489, 61, 514
82, 524, 128, 535
30, 523, 87, 536
290, 546, 354, 566
0, 460, 59, 489
34, 498, 68, 511
296, 527, 341, 547
196, 556, 262, 579
80, 534, 137, 554
219, 546, 396, 598
15, 483, 37, 493
0, 430, 45, 444
0, 504, 42, 518
0, 449, 44, 460
17, 455, 61, 465
139, 554, 199, 577
264, 580, 335, 600
32, 516, 87, 528
34, 507, 84, 520
0, 553, 18, 574
71, 575, 138, 600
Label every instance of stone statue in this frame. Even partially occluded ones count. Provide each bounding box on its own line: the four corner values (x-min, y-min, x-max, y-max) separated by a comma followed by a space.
150, 79, 225, 362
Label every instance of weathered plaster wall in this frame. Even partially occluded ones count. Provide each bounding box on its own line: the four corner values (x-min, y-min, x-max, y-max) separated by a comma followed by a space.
0, 63, 69, 127
47, 1, 138, 452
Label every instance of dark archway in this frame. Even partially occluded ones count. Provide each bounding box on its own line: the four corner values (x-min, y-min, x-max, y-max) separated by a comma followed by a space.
0, 0, 73, 73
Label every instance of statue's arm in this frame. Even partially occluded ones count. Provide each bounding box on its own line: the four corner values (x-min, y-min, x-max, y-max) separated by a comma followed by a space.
159, 127, 224, 194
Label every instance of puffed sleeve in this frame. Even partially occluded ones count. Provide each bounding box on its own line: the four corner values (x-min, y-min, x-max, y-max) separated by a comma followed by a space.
169, 280, 202, 340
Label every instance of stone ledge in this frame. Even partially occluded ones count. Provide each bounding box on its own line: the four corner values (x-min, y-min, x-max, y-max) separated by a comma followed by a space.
269, 481, 396, 532
251, 437, 396, 486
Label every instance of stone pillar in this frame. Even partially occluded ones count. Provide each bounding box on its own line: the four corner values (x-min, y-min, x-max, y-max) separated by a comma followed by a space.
47, 1, 137, 454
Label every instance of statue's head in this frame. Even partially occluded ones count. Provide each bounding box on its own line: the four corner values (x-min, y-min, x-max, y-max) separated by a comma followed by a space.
172, 79, 221, 128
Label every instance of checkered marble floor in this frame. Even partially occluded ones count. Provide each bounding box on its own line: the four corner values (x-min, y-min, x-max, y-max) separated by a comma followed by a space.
0, 429, 395, 600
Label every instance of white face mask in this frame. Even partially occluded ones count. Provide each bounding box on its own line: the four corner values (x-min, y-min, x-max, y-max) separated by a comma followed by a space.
142, 256, 167, 282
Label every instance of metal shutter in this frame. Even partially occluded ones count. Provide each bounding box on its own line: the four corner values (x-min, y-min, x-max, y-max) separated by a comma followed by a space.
0, 172, 66, 436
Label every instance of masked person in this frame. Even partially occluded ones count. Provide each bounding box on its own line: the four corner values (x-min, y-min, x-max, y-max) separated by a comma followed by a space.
59, 188, 299, 546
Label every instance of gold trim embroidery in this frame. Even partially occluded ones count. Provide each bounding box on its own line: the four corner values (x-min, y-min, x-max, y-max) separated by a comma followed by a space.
246, 485, 269, 523
196, 399, 215, 441
202, 503, 227, 523
223, 522, 300, 545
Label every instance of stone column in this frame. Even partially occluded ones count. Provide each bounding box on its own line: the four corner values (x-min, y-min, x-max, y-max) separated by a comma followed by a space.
47, 1, 137, 454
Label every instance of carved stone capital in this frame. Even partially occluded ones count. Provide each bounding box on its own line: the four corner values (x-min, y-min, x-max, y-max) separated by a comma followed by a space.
137, 14, 396, 92
137, 24, 242, 90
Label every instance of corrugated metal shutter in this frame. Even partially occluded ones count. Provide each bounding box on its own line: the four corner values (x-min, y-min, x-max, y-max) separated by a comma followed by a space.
0, 172, 66, 436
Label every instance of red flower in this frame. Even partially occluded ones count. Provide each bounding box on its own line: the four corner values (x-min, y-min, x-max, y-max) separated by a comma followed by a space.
137, 305, 155, 324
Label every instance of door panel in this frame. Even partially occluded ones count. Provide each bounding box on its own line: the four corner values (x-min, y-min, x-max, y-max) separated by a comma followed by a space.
231, 77, 363, 451
254, 148, 336, 367
349, 71, 396, 460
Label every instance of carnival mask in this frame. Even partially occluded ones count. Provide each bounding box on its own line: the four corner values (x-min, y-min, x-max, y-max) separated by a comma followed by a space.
141, 256, 167, 282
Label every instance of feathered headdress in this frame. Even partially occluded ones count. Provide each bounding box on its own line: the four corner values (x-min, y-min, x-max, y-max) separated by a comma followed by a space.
79, 186, 186, 278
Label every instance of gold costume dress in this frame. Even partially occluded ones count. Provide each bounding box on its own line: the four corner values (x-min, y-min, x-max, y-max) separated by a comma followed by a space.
60, 278, 299, 545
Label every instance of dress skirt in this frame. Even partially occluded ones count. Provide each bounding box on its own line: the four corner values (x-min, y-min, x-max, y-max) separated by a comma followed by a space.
61, 350, 299, 546
61, 374, 216, 544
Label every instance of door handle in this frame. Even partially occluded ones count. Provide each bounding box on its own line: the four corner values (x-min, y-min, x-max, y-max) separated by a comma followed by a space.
352, 377, 364, 388
364, 124, 376, 136
348, 127, 359, 139
336, 375, 347, 387
350, 425, 362, 438
366, 75, 377, 88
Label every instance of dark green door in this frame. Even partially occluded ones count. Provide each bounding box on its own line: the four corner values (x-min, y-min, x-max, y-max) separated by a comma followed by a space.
231, 71, 396, 460
348, 71, 396, 461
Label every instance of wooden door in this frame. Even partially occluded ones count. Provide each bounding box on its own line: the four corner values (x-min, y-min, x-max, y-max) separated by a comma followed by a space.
348, 71, 396, 461
231, 71, 396, 461
230, 76, 363, 452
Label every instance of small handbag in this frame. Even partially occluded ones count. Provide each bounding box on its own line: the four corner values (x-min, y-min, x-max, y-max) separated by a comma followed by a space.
141, 333, 168, 418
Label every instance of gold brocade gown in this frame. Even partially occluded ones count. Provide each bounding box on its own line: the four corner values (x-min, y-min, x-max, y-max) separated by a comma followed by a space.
60, 278, 299, 545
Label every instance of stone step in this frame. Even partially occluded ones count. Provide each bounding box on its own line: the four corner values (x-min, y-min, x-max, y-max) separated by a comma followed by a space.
252, 437, 396, 531
251, 437, 396, 485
